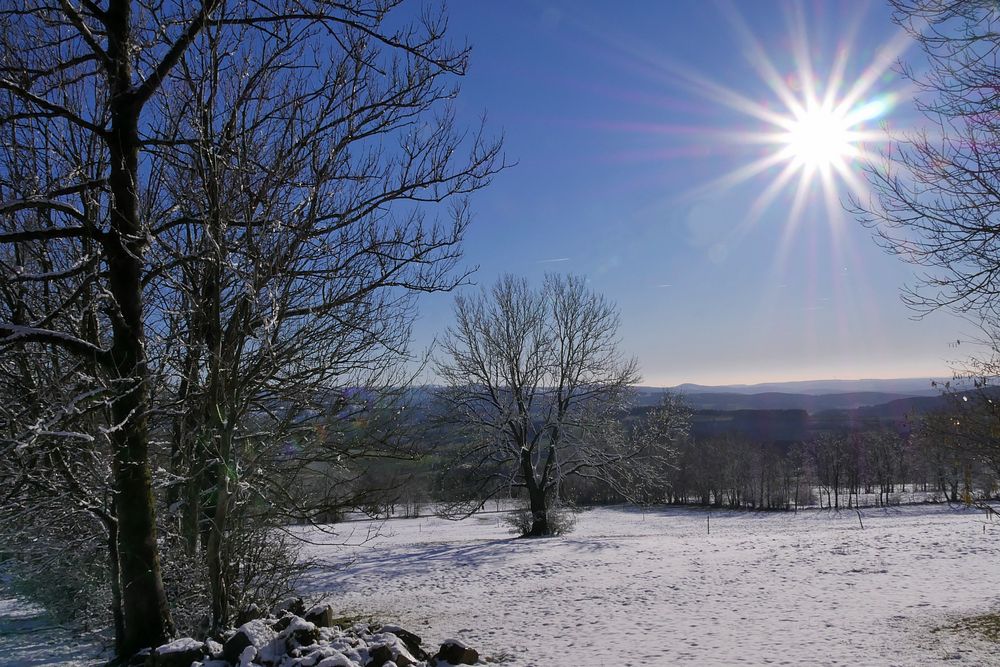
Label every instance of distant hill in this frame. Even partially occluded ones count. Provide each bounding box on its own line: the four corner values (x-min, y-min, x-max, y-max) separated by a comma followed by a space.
665, 377, 944, 396
690, 409, 811, 442
630, 386, 1000, 443
669, 391, 919, 413
630, 377, 949, 412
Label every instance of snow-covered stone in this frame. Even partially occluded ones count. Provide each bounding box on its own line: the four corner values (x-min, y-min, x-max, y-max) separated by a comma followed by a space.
305, 603, 335, 628
271, 596, 306, 617
434, 639, 478, 665
378, 626, 426, 661
237, 644, 256, 667
222, 619, 276, 663
205, 639, 223, 659
0, 593, 468, 667
150, 637, 204, 667
315, 653, 354, 667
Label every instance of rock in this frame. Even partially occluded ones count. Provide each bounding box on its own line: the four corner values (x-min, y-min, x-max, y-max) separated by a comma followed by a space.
149, 638, 205, 667
366, 636, 421, 667
235, 603, 264, 626
271, 596, 306, 617
367, 644, 394, 667
434, 639, 479, 665
305, 604, 335, 628
288, 626, 321, 648
379, 626, 427, 661
126, 648, 150, 667
272, 615, 294, 633
222, 631, 252, 665
238, 645, 257, 666
205, 639, 224, 659
223, 619, 277, 663
279, 615, 320, 650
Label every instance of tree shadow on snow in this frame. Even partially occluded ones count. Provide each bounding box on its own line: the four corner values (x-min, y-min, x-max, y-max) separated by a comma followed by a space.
298, 537, 526, 593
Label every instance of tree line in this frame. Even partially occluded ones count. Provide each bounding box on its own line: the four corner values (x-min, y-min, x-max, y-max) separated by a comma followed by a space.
654, 426, 996, 510
364, 402, 1000, 516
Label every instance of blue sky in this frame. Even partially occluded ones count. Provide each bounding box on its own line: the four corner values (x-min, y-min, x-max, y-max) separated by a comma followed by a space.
409, 0, 967, 387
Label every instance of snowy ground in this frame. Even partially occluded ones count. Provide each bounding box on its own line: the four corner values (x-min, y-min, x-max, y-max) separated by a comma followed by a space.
298, 504, 1000, 666
0, 596, 106, 666
5, 504, 1000, 666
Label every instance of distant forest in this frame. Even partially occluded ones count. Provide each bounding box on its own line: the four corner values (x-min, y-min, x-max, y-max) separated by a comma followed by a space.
349, 386, 999, 517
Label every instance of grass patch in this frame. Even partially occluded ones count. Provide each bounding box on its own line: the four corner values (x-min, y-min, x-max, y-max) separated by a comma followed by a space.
936, 613, 1000, 643
483, 650, 516, 663
328, 613, 374, 629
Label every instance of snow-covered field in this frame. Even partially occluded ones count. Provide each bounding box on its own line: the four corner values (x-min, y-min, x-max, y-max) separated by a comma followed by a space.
5, 504, 1000, 666
299, 504, 1000, 666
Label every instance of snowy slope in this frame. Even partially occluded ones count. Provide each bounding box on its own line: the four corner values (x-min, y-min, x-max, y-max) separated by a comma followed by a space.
298, 505, 1000, 666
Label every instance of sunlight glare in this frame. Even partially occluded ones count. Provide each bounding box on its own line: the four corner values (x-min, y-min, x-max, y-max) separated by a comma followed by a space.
782, 104, 854, 169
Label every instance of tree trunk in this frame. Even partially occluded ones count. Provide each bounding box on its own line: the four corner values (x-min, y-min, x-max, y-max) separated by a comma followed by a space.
521, 452, 549, 537
109, 376, 173, 655
526, 483, 549, 537
206, 461, 230, 631
104, 1, 173, 653
206, 399, 237, 632
107, 510, 125, 658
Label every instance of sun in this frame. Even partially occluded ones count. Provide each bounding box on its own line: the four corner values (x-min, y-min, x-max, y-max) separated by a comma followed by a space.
568, 1, 908, 263
651, 6, 908, 252
781, 103, 856, 171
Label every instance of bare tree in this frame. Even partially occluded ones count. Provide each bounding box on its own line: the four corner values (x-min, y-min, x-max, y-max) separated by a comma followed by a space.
918, 383, 1000, 490
0, 0, 502, 654
0, 0, 196, 649
626, 393, 691, 504
854, 1, 1000, 318
434, 274, 644, 536
144, 7, 501, 631
852, 1, 1000, 502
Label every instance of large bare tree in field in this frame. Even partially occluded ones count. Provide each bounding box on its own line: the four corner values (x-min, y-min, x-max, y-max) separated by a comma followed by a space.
435, 275, 645, 537
0, 0, 501, 655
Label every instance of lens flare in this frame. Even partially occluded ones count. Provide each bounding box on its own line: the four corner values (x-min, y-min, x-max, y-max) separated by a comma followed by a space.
653, 6, 913, 265
560, 2, 911, 265
782, 103, 856, 169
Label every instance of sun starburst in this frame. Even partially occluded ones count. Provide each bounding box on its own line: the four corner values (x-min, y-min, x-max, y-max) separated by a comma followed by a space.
699, 8, 907, 218
633, 3, 916, 273
562, 2, 912, 266
782, 103, 856, 169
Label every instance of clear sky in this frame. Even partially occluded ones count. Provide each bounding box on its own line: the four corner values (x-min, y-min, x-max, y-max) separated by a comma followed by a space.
409, 0, 969, 387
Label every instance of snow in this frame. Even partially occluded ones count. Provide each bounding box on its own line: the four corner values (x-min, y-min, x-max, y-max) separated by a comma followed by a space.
156, 637, 203, 654
298, 504, 1000, 666
233, 619, 276, 648
237, 644, 256, 667
315, 655, 355, 667
6, 504, 1000, 665
0, 595, 106, 666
